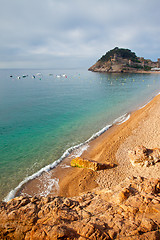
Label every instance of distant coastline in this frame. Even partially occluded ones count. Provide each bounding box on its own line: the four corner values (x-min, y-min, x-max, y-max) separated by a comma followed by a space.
88, 47, 160, 73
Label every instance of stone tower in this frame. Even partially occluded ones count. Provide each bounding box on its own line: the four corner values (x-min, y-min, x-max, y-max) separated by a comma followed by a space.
141, 61, 145, 68
128, 59, 132, 66
157, 58, 160, 68
113, 53, 117, 61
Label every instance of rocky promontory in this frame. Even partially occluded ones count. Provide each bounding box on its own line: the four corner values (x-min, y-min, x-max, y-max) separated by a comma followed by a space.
88, 47, 160, 73
0, 176, 160, 239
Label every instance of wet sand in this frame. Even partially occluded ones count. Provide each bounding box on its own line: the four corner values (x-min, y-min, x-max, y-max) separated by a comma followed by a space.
19, 93, 160, 198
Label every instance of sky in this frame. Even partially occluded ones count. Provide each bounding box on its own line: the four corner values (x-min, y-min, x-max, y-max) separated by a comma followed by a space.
0, 0, 160, 69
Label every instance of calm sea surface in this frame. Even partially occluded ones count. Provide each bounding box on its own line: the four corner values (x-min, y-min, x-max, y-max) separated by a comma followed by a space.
1, 68, 160, 200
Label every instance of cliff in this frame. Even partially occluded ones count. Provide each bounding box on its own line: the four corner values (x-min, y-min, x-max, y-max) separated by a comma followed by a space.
88, 47, 159, 73
0, 176, 160, 239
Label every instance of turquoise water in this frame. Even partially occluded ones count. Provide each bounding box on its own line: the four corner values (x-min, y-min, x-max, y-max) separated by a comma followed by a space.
1, 68, 160, 200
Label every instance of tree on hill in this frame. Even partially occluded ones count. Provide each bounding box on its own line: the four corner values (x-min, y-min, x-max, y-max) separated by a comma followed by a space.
99, 47, 138, 62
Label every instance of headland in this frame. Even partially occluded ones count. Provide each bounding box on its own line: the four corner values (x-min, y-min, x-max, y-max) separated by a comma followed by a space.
88, 47, 160, 73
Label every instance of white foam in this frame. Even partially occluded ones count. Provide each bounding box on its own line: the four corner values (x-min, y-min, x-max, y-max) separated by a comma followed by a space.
3, 117, 125, 202
70, 144, 89, 158
113, 113, 130, 125
138, 102, 149, 110
86, 124, 112, 143
138, 98, 153, 110
4, 142, 88, 202
4, 157, 63, 202
38, 173, 59, 197
138, 91, 160, 110
117, 114, 130, 125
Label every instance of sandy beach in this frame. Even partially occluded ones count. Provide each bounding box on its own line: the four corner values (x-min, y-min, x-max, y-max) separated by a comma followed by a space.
18, 93, 160, 199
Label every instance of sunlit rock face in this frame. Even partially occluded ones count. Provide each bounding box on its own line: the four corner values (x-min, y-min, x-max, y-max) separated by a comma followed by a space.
0, 176, 160, 239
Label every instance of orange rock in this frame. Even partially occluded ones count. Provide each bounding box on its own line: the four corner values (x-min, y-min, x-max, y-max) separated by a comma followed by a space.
0, 176, 160, 239
128, 145, 160, 167
70, 157, 115, 171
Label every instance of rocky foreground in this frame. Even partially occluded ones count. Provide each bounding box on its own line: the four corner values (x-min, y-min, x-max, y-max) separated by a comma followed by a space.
0, 176, 160, 239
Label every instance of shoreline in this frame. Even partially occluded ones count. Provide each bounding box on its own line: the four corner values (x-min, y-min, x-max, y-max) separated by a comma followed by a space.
6, 92, 160, 201
58, 93, 160, 196
88, 70, 160, 74
4, 111, 130, 201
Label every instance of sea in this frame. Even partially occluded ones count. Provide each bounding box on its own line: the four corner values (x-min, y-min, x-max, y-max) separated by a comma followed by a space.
1, 68, 160, 201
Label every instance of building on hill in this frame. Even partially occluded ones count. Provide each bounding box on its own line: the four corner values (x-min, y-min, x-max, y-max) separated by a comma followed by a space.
157, 58, 160, 68
88, 47, 160, 73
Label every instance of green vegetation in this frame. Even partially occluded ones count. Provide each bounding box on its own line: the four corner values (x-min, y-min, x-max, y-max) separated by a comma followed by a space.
99, 47, 138, 62
91, 47, 154, 72
144, 66, 151, 71
131, 64, 143, 69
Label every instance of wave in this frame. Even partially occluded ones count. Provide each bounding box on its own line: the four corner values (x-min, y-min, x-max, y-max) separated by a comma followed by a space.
138, 91, 160, 110
113, 113, 130, 125
4, 113, 130, 202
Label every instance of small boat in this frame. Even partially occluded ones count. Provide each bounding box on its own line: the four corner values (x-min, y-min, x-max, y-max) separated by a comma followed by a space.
62, 74, 67, 78
22, 75, 28, 78
56, 75, 61, 78
36, 73, 42, 76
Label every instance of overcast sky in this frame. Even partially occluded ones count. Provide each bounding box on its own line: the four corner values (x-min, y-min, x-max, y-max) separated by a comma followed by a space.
0, 0, 160, 69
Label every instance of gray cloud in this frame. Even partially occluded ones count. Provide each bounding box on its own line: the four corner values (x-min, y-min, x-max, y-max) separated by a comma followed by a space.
0, 0, 160, 68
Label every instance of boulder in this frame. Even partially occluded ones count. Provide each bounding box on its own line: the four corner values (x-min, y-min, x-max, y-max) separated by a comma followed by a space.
128, 145, 160, 167
70, 157, 115, 171
0, 177, 160, 239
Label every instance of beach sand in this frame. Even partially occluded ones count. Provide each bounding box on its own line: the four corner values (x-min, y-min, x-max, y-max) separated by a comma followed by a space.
18, 93, 160, 198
